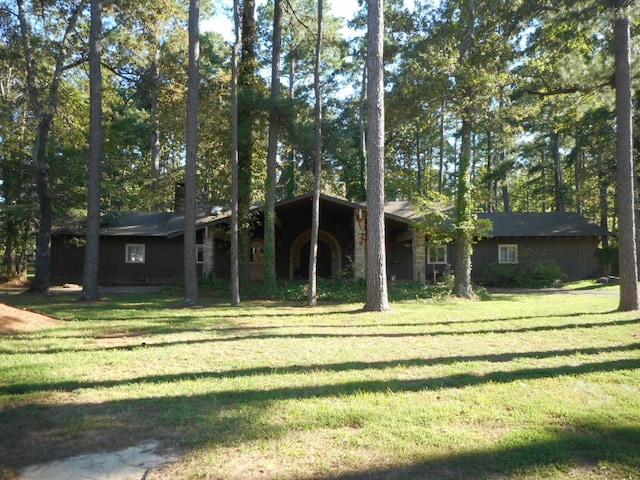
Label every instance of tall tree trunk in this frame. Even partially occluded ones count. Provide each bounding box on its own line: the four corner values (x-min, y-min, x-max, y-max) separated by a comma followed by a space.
82, 0, 103, 301
485, 125, 493, 212
614, 2, 639, 311
551, 131, 565, 212
238, 0, 258, 285
502, 185, 511, 213
598, 167, 609, 248
230, 0, 241, 306
453, 114, 475, 299
264, 0, 282, 296
574, 132, 583, 215
452, 0, 476, 299
31, 116, 54, 294
438, 96, 446, 195
150, 50, 161, 180
363, 0, 390, 312
357, 61, 367, 201
416, 124, 422, 194
308, 0, 323, 307
183, 0, 200, 306
283, 57, 296, 199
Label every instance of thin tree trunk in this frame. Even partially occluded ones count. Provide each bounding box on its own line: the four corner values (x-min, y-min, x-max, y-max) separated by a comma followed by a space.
357, 60, 367, 201
552, 131, 565, 213
264, 0, 282, 296
183, 0, 200, 306
150, 50, 161, 180
598, 166, 609, 248
614, 2, 639, 311
308, 0, 323, 307
230, 0, 241, 306
83, 0, 103, 301
284, 57, 296, 199
438, 96, 446, 195
363, 0, 390, 312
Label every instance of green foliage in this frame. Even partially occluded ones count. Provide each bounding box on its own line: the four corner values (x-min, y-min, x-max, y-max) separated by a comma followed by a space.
483, 248, 567, 288
595, 245, 619, 275
195, 275, 459, 303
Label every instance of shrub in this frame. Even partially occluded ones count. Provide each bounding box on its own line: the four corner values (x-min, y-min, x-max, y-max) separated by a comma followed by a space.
483, 248, 567, 288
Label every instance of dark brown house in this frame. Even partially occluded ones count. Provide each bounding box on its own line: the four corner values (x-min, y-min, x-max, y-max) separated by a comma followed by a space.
51, 210, 217, 285
50, 193, 610, 286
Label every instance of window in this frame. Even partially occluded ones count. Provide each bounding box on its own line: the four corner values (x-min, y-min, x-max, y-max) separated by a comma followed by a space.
498, 244, 518, 264
125, 244, 145, 263
427, 245, 447, 264
196, 244, 204, 264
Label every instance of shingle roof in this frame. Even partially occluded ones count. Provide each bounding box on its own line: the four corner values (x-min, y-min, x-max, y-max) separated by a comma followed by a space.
53, 193, 610, 239
477, 212, 610, 237
53, 209, 219, 238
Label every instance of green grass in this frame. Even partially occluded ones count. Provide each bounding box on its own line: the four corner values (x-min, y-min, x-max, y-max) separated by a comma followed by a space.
1, 289, 639, 479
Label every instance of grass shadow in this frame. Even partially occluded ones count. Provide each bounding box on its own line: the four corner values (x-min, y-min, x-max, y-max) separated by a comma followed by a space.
1, 353, 639, 472
317, 424, 640, 479
3, 342, 639, 395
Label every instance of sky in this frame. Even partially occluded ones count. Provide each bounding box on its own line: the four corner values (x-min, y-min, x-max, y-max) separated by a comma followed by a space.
201, 0, 362, 40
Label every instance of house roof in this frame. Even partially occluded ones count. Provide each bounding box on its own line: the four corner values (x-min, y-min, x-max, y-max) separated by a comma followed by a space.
53, 193, 610, 239
53, 209, 218, 238
478, 212, 610, 237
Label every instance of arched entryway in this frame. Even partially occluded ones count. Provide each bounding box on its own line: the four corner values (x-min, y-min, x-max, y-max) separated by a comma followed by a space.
289, 230, 342, 280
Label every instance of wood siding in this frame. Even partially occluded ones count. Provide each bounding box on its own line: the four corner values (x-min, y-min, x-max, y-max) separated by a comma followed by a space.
51, 233, 204, 285
471, 237, 602, 281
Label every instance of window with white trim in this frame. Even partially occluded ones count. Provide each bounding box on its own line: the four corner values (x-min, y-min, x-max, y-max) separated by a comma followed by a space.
427, 245, 448, 264
498, 244, 518, 264
125, 244, 145, 263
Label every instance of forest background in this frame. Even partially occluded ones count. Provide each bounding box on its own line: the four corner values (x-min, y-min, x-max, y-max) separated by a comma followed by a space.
0, 0, 638, 299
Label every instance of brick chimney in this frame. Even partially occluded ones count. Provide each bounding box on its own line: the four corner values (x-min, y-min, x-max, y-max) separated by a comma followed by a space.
174, 182, 185, 213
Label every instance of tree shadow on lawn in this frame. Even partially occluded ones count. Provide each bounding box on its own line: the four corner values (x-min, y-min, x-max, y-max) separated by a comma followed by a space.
3, 342, 639, 396
1, 353, 639, 475
3, 317, 637, 356
315, 424, 640, 479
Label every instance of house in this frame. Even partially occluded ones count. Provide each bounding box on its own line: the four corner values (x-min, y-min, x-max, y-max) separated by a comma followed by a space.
50, 209, 217, 285
50, 193, 610, 286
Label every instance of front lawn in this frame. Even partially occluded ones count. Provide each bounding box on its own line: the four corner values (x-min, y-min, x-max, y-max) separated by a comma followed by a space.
1, 291, 638, 479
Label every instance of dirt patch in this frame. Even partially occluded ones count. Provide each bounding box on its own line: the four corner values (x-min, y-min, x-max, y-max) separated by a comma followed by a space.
0, 303, 62, 334
18, 441, 178, 480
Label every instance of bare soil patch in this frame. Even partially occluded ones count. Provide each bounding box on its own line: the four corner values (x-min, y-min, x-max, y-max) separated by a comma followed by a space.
0, 302, 62, 334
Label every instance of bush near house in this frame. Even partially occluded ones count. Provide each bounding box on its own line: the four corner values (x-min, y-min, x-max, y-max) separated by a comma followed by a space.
483, 248, 567, 288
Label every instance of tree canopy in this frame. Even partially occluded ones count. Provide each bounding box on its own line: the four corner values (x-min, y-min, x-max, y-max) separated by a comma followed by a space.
0, 0, 637, 304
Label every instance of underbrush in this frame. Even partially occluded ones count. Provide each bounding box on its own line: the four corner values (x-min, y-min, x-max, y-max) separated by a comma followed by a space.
194, 274, 459, 303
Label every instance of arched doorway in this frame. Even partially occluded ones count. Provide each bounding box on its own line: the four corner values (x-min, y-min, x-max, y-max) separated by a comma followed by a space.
299, 241, 332, 279
289, 230, 342, 280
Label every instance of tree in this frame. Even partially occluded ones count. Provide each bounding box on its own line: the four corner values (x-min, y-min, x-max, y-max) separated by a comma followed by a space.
238, 0, 259, 284
613, 0, 638, 311
230, 0, 242, 306
264, 0, 283, 296
451, 0, 477, 299
0, 40, 34, 281
307, 0, 323, 307
183, 0, 200, 306
82, 0, 103, 301
17, 0, 89, 294
363, 0, 390, 312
